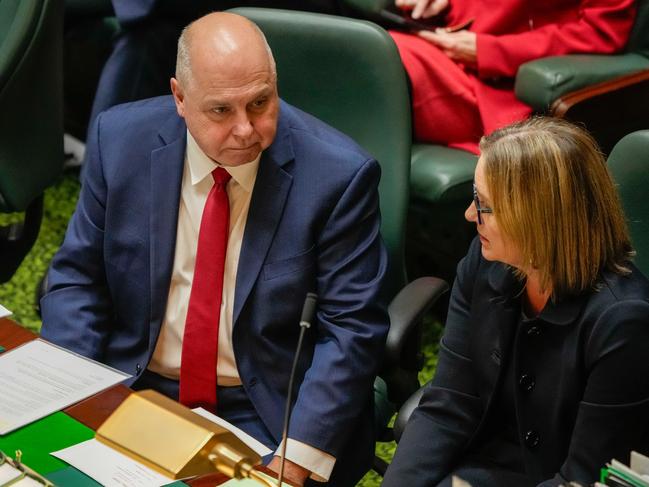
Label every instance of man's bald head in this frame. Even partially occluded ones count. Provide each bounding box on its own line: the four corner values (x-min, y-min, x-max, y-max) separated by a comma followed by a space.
175, 12, 276, 88
169, 12, 280, 167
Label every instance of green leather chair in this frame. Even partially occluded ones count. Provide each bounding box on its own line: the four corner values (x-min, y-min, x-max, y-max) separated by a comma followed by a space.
343, 0, 649, 281
0, 0, 64, 282
607, 130, 649, 276
229, 7, 449, 474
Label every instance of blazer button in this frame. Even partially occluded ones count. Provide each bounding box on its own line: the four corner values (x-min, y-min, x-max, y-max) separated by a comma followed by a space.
248, 377, 258, 387
136, 363, 142, 374
524, 430, 540, 449
527, 325, 541, 337
518, 373, 536, 392
490, 348, 501, 365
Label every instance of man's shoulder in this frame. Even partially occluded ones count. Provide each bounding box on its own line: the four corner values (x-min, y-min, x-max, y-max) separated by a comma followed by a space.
98, 95, 178, 126
279, 100, 373, 164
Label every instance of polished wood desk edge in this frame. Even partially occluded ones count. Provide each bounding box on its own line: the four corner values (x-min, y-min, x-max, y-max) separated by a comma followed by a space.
0, 317, 37, 348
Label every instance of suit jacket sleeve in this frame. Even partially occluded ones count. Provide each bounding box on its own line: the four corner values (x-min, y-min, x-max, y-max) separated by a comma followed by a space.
40, 113, 113, 361
477, 0, 636, 79
382, 238, 485, 486
538, 298, 649, 486
286, 157, 390, 458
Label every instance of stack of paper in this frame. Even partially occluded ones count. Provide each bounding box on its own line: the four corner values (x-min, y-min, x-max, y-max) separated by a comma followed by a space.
0, 340, 130, 435
0, 303, 11, 319
600, 451, 649, 486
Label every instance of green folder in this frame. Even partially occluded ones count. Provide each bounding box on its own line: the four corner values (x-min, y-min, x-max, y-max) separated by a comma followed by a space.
0, 412, 94, 474
46, 467, 189, 486
46, 466, 103, 486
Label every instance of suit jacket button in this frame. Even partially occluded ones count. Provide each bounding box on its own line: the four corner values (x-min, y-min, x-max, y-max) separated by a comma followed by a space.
524, 430, 540, 448
136, 363, 142, 374
527, 325, 541, 336
248, 377, 258, 387
518, 373, 535, 392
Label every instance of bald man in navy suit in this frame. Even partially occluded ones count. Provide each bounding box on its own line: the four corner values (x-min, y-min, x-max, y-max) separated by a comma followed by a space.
42, 12, 388, 486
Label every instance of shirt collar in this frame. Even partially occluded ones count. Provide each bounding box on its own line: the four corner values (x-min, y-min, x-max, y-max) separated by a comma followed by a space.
186, 130, 260, 192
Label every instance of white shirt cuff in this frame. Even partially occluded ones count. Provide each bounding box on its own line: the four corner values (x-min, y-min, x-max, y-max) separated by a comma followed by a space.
274, 438, 336, 482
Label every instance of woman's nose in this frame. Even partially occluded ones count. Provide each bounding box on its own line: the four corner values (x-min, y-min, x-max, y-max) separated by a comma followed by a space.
465, 201, 477, 223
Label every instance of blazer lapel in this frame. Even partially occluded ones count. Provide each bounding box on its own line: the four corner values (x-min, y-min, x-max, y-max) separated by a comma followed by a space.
233, 117, 294, 325
149, 115, 186, 349
472, 264, 522, 403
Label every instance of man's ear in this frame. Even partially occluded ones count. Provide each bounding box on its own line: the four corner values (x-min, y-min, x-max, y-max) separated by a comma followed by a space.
170, 77, 185, 117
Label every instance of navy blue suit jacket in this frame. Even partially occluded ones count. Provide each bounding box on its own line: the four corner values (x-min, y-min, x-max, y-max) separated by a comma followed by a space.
384, 237, 649, 486
41, 96, 389, 480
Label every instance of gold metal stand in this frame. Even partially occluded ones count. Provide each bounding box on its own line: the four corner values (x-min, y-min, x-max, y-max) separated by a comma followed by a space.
96, 390, 272, 484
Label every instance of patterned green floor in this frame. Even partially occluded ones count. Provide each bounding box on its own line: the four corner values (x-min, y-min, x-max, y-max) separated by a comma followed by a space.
0, 169, 441, 486
0, 169, 82, 331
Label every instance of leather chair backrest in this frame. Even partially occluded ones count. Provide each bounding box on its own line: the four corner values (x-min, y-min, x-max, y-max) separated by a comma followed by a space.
627, 0, 649, 56
230, 7, 412, 296
607, 130, 649, 275
0, 0, 63, 212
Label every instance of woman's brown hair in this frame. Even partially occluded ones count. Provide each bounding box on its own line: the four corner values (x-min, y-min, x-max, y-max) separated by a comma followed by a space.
480, 117, 634, 297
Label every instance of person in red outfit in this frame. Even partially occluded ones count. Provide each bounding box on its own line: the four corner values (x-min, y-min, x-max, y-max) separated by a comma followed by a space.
391, 0, 636, 154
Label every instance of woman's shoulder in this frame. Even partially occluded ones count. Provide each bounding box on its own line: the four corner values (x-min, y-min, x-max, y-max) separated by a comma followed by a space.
580, 264, 649, 341
595, 263, 649, 307
580, 265, 649, 367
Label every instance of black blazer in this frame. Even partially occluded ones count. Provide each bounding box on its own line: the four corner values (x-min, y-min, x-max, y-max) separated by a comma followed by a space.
384, 237, 649, 486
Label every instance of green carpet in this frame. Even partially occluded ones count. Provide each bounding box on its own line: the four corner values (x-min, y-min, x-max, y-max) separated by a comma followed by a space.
0, 170, 441, 486
0, 169, 81, 331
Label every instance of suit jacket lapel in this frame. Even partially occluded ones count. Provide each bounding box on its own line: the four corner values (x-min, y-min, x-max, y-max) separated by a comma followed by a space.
149, 115, 186, 349
233, 115, 294, 325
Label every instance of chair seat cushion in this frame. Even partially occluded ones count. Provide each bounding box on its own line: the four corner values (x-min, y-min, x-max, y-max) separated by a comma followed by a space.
410, 144, 478, 203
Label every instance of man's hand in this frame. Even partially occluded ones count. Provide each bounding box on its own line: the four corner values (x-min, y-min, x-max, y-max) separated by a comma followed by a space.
418, 28, 477, 67
395, 0, 449, 20
267, 456, 311, 486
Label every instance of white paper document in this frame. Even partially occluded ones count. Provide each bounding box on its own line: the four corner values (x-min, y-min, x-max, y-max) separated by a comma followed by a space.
0, 303, 11, 319
0, 463, 43, 486
0, 339, 130, 435
192, 407, 273, 457
52, 439, 173, 487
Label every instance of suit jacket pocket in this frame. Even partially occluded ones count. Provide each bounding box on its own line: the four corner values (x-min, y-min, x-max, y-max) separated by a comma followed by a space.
263, 245, 316, 280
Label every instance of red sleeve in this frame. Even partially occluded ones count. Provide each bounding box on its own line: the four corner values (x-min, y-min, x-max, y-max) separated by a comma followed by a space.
476, 0, 636, 78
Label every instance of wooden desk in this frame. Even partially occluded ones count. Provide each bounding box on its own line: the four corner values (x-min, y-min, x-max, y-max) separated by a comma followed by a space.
0, 317, 37, 348
0, 318, 290, 486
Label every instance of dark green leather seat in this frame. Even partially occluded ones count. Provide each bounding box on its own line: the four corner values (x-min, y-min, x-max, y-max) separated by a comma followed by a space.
230, 7, 449, 474
607, 130, 649, 276
343, 0, 649, 279
0, 0, 63, 282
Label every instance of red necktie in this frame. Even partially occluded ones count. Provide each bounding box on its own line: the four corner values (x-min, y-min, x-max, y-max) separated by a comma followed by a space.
179, 167, 231, 412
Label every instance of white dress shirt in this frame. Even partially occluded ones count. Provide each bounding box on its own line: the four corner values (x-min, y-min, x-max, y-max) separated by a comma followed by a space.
148, 131, 335, 481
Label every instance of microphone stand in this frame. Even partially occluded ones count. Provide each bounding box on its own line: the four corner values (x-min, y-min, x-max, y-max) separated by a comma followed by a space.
277, 293, 318, 486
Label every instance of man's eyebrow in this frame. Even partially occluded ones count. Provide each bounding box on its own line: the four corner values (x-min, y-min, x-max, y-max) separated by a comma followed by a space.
202, 86, 274, 106
251, 87, 273, 98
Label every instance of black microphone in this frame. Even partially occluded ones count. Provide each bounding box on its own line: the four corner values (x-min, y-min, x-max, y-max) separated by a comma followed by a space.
277, 292, 318, 486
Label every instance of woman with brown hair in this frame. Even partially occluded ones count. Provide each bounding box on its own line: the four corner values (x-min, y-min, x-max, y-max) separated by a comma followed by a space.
383, 117, 649, 486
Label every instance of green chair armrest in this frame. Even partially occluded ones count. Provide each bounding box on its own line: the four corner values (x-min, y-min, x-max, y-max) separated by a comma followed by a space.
410, 144, 478, 203
515, 53, 649, 111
